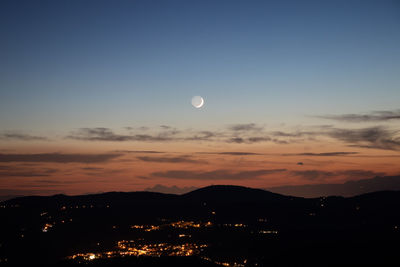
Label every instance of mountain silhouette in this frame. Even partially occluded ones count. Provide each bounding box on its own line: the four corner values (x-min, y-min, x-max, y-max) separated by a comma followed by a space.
182, 185, 291, 202
268, 175, 400, 197
1, 186, 399, 265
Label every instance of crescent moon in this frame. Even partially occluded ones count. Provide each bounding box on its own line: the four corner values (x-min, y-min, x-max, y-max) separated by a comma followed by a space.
191, 96, 204, 108
197, 97, 204, 108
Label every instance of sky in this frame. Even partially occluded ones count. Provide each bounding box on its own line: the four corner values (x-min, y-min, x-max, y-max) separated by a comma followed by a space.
0, 0, 399, 196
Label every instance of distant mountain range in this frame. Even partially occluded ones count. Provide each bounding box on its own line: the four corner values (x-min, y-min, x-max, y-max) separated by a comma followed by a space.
144, 175, 400, 198
1, 175, 399, 202
268, 175, 400, 197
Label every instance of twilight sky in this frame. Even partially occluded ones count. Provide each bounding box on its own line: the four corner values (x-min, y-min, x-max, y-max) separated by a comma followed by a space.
0, 0, 399, 196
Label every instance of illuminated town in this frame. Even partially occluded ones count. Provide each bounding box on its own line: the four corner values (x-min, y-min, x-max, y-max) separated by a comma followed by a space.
68, 241, 207, 259
2, 186, 400, 266
67, 239, 249, 267
66, 220, 260, 266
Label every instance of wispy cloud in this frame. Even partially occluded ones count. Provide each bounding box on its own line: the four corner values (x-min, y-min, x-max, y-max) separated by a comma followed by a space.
81, 167, 104, 171
228, 123, 264, 132
64, 122, 400, 151
197, 152, 261, 156
0, 153, 122, 163
327, 126, 400, 151
317, 110, 400, 122
0, 132, 48, 141
0, 165, 59, 177
283, 152, 359, 156
227, 136, 272, 144
291, 170, 335, 181
67, 128, 176, 142
183, 131, 218, 141
291, 169, 384, 181
114, 150, 165, 154
147, 169, 287, 180
137, 156, 205, 164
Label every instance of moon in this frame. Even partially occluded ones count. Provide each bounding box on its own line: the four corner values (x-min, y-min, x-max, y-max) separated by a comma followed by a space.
191, 96, 204, 108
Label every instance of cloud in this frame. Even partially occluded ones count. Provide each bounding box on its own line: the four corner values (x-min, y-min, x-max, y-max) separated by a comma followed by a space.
67, 128, 176, 142
137, 156, 205, 164
64, 124, 400, 150
271, 126, 400, 151
229, 123, 263, 132
0, 132, 48, 141
317, 110, 400, 122
271, 131, 315, 137
183, 131, 218, 141
197, 152, 261, 156
0, 171, 50, 177
0, 153, 122, 163
0, 165, 59, 177
227, 136, 271, 144
83, 168, 125, 176
160, 125, 172, 129
148, 169, 287, 180
284, 152, 359, 156
125, 126, 150, 131
291, 170, 335, 181
66, 125, 279, 144
327, 126, 400, 151
291, 169, 384, 181
114, 150, 165, 154
81, 167, 104, 171
33, 179, 83, 185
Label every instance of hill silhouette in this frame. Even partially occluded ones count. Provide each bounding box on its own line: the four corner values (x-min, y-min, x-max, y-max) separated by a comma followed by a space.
1, 186, 399, 265
268, 175, 400, 197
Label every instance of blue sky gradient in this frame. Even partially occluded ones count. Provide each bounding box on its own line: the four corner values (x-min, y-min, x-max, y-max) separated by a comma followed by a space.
1, 0, 399, 131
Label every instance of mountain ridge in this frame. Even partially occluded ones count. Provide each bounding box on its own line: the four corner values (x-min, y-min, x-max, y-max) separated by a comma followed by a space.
4, 184, 400, 205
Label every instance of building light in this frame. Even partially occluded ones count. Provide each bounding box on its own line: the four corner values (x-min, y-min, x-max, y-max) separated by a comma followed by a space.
42, 223, 53, 232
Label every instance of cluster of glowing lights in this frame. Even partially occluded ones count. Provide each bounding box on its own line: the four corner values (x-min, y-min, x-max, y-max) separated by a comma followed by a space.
42, 223, 53, 233
67, 240, 207, 261
118, 240, 207, 257
130, 220, 213, 231
222, 223, 247, 228
258, 230, 278, 234
59, 204, 107, 210
202, 257, 247, 267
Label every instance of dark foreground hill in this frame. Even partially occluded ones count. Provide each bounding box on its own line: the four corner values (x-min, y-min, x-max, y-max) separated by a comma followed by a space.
1, 185, 399, 266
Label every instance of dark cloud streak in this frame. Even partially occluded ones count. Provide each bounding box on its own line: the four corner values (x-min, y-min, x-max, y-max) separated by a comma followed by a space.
0, 153, 122, 163
327, 126, 400, 151
291, 169, 384, 181
148, 169, 287, 180
317, 110, 400, 122
284, 152, 359, 156
0, 132, 48, 141
229, 123, 263, 132
137, 156, 205, 164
